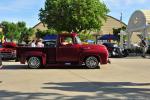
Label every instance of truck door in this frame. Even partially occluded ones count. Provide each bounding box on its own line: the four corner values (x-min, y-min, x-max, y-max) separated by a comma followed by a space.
44, 40, 57, 64
57, 36, 79, 62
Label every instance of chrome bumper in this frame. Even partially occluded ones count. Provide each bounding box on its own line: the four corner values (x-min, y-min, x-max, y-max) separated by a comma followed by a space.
0, 53, 16, 59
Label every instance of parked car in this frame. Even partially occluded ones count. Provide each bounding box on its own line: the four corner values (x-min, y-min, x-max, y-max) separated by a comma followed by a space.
16, 33, 110, 69
0, 42, 16, 60
102, 42, 128, 57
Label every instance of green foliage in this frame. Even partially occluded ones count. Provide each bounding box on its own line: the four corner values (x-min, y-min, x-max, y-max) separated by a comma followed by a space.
1, 21, 34, 42
113, 26, 126, 35
113, 26, 126, 42
36, 28, 57, 38
2, 21, 17, 41
20, 28, 35, 44
0, 32, 3, 40
39, 0, 109, 33
79, 32, 94, 42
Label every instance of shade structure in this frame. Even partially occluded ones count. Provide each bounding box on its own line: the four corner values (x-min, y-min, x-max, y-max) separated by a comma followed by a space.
99, 34, 118, 40
86, 40, 94, 43
43, 34, 57, 41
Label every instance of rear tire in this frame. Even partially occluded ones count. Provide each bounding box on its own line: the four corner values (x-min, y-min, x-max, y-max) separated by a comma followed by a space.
28, 57, 41, 69
85, 56, 100, 69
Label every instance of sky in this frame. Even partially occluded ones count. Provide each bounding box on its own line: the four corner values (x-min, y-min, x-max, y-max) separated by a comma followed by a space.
0, 0, 45, 28
0, 0, 150, 28
103, 0, 150, 24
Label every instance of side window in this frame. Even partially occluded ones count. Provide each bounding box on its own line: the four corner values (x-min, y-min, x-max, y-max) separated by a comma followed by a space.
60, 36, 73, 45
43, 40, 56, 47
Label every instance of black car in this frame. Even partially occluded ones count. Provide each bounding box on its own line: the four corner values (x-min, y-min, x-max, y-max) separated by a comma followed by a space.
102, 42, 128, 57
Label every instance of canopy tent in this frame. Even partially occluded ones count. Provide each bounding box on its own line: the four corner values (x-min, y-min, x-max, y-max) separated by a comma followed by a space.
86, 40, 95, 43
98, 34, 118, 40
43, 34, 57, 41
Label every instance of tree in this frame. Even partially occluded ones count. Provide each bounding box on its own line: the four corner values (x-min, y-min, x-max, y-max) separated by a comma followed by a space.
36, 28, 57, 38
0, 32, 3, 42
39, 0, 109, 33
1, 21, 34, 42
2, 22, 18, 41
78, 32, 94, 42
113, 26, 126, 42
20, 28, 35, 44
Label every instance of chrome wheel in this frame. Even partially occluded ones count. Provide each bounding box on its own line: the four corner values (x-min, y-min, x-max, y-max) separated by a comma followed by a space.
28, 57, 41, 69
85, 56, 99, 69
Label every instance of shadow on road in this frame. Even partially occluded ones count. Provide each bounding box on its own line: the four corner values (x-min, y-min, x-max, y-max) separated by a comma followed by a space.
1, 65, 28, 69
2, 60, 16, 62
0, 90, 61, 100
0, 82, 150, 99
1, 59, 90, 69
1, 65, 89, 70
42, 82, 150, 99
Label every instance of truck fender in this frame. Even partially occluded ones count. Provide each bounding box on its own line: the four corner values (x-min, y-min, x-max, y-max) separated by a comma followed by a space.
23, 51, 46, 65
79, 53, 101, 64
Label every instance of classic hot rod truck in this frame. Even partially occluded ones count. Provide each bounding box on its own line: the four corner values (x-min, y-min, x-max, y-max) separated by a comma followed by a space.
0, 42, 16, 60
16, 33, 109, 69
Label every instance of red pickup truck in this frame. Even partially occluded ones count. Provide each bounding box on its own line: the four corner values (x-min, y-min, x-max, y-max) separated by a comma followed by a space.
16, 33, 109, 69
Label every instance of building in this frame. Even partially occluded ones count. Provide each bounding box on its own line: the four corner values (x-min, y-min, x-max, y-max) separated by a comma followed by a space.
33, 22, 48, 32
100, 15, 126, 35
33, 15, 127, 35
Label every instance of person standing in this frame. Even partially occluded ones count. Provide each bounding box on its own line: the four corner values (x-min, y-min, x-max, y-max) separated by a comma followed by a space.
141, 38, 148, 58
36, 39, 44, 47
30, 40, 36, 47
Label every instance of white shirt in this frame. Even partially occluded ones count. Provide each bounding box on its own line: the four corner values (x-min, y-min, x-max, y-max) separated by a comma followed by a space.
31, 42, 36, 47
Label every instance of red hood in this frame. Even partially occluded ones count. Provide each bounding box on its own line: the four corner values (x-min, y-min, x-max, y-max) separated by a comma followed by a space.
79, 44, 109, 59
79, 44, 108, 53
80, 44, 106, 49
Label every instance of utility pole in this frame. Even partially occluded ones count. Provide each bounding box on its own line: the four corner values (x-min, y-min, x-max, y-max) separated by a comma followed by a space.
120, 12, 123, 28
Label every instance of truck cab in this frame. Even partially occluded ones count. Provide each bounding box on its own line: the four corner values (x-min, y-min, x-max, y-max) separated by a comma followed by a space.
16, 33, 109, 69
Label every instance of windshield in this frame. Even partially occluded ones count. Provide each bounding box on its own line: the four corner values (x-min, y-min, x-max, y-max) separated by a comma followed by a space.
75, 36, 82, 44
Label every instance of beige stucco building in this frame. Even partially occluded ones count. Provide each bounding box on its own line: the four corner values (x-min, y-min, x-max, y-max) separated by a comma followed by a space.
33, 15, 126, 35
100, 15, 126, 35
33, 22, 48, 32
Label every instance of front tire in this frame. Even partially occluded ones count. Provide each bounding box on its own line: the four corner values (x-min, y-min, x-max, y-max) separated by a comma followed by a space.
28, 57, 41, 69
85, 56, 100, 69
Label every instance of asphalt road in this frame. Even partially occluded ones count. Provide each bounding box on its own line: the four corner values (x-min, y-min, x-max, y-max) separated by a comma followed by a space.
0, 57, 150, 100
